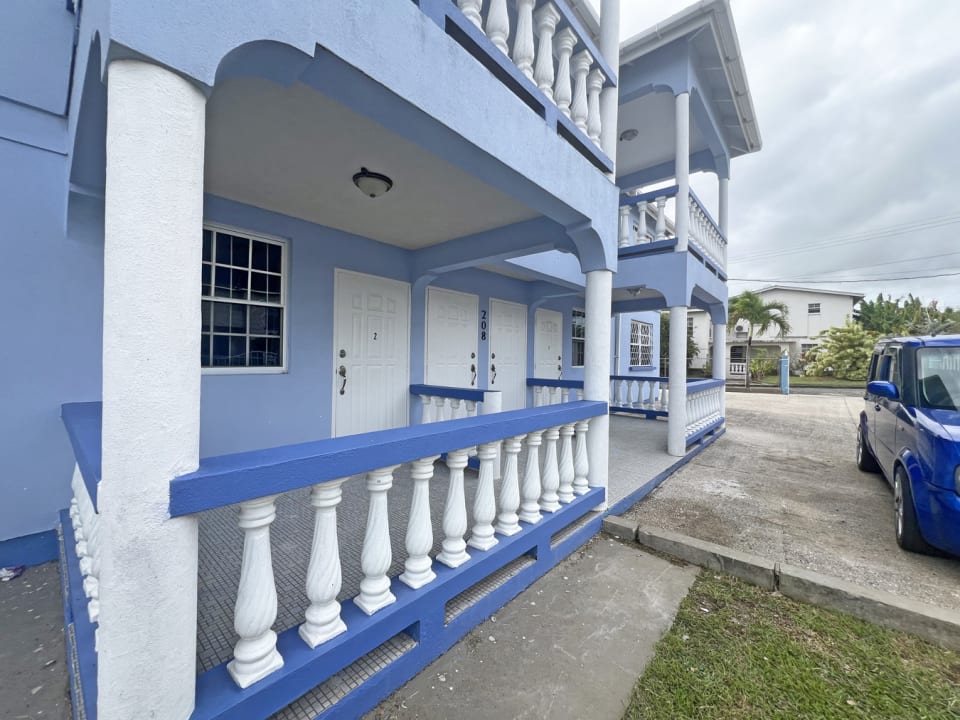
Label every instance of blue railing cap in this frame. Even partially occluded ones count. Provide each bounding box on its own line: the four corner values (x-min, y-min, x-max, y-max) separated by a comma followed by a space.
409, 384, 488, 402
619, 185, 680, 206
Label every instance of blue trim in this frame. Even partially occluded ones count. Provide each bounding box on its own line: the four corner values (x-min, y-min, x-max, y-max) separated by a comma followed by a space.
685, 416, 725, 446
171, 402, 606, 516
190, 487, 604, 720
619, 185, 679, 206
686, 242, 728, 281
0, 529, 58, 567
409, 384, 487, 402
525, 378, 584, 389
58, 510, 98, 720
606, 428, 725, 516
627, 366, 655, 372
617, 239, 678, 259
611, 375, 668, 383
687, 379, 726, 392
61, 402, 102, 511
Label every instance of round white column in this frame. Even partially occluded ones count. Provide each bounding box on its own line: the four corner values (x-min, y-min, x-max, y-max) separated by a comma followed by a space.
584, 270, 613, 506
98, 59, 206, 719
667, 306, 689, 456
718, 174, 729, 236
674, 92, 690, 253
713, 322, 727, 420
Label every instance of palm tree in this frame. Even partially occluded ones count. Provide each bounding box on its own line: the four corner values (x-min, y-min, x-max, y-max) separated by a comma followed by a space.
727, 291, 791, 390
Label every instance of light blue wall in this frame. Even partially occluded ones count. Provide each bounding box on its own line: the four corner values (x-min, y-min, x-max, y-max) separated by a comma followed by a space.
612, 313, 662, 376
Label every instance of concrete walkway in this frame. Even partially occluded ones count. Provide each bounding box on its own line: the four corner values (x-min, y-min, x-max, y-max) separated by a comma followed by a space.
624, 391, 960, 612
366, 536, 697, 720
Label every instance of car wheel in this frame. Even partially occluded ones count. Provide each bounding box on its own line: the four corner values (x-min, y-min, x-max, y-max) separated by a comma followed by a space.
856, 426, 880, 473
894, 467, 934, 554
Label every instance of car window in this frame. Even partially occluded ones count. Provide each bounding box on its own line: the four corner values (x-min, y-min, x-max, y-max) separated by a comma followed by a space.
887, 349, 900, 386
867, 353, 880, 382
917, 348, 960, 411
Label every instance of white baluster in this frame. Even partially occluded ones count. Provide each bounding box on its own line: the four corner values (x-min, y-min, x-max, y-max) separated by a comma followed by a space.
570, 50, 593, 133
420, 395, 435, 424
437, 449, 471, 568
400, 456, 440, 589
573, 420, 590, 495
561, 388, 570, 403
355, 466, 398, 615
434, 395, 447, 422
577, 388, 585, 401
450, 398, 462, 420
539, 426, 561, 513
618, 204, 632, 248
300, 479, 348, 648
586, 68, 604, 144
558, 424, 575, 503
519, 431, 544, 523
495, 435, 524, 536
81, 509, 101, 623
661, 384, 669, 411
468, 443, 499, 551
533, 3, 560, 99
512, 0, 536, 80
466, 400, 478, 417
631, 380, 640, 407
228, 495, 283, 688
609, 378, 616, 404
534, 385, 543, 407
655, 196, 667, 241
458, 0, 483, 28
637, 200, 648, 243
485, 0, 510, 55
553, 27, 577, 118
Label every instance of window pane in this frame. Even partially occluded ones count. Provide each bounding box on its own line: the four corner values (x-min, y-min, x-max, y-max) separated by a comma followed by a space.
201, 300, 212, 332
251, 272, 268, 301
268, 275, 282, 304
229, 336, 246, 366
252, 240, 268, 271
249, 306, 282, 336
216, 233, 232, 264
213, 302, 246, 333
231, 268, 249, 300
250, 337, 282, 367
268, 243, 282, 273
202, 229, 212, 262
202, 263, 211, 296
201, 333, 211, 366
214, 267, 231, 297
232, 236, 249, 268
212, 334, 230, 366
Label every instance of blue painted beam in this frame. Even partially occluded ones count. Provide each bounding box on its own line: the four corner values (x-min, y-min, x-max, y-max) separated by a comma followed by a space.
685, 417, 725, 446
61, 402, 102, 511
617, 239, 678, 259
409, 384, 487, 402
170, 402, 606, 516
619, 185, 679, 206
525, 378, 584, 389
616, 149, 716, 192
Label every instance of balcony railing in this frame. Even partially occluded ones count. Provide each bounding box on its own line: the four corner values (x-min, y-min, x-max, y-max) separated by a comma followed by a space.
688, 190, 727, 275
415, 0, 616, 172
618, 186, 678, 249
410, 384, 501, 422
685, 379, 724, 442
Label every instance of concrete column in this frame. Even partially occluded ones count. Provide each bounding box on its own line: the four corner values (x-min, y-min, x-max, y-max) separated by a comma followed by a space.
718, 174, 729, 236
667, 306, 688, 456
598, 0, 620, 170
99, 60, 206, 720
674, 92, 690, 252
584, 270, 613, 507
712, 322, 726, 419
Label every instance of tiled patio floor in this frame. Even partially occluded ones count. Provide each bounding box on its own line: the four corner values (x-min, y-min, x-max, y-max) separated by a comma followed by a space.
194, 414, 680, 718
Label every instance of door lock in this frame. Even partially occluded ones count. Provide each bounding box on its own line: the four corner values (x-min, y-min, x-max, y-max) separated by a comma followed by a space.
471, 363, 477, 386
490, 364, 497, 384
338, 365, 347, 395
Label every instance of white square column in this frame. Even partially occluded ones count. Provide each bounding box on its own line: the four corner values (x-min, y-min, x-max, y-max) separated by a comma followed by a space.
98, 60, 206, 720
584, 269, 613, 507
712, 322, 727, 419
667, 306, 688, 456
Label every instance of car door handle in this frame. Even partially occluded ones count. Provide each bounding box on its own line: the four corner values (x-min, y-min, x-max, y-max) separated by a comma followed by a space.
874, 404, 881, 411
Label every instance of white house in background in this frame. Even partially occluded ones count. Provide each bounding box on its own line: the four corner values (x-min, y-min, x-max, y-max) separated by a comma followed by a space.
689, 286, 864, 375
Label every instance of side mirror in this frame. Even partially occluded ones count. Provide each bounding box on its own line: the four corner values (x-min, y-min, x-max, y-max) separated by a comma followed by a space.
867, 380, 899, 401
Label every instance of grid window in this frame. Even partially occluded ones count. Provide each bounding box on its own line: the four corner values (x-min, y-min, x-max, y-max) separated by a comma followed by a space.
571, 308, 586, 367
808, 303, 821, 314
202, 227, 286, 369
630, 320, 653, 366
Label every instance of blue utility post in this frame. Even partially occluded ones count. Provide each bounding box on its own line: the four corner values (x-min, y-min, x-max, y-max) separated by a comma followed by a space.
780, 353, 790, 395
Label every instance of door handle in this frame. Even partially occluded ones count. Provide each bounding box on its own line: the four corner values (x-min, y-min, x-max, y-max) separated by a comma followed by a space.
557, 364, 562, 380
338, 365, 347, 395
874, 404, 881, 412
471, 364, 477, 386
490, 364, 497, 384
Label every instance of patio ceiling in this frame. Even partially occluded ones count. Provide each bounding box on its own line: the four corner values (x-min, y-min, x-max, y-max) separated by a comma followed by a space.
616, 91, 709, 181
204, 77, 538, 249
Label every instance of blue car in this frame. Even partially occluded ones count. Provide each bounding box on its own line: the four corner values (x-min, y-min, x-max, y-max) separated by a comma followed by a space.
858, 335, 960, 556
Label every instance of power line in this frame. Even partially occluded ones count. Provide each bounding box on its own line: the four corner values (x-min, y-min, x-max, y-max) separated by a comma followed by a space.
728, 270, 960, 284
764, 250, 960, 277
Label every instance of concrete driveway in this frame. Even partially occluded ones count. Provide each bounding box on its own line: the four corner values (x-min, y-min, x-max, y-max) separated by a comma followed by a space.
623, 390, 960, 612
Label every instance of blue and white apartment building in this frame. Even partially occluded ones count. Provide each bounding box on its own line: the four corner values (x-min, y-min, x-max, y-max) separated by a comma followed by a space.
0, 0, 759, 717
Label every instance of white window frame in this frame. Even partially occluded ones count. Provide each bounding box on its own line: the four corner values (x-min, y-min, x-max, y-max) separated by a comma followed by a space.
808, 302, 821, 315
629, 320, 653, 367
201, 222, 290, 375
571, 308, 586, 368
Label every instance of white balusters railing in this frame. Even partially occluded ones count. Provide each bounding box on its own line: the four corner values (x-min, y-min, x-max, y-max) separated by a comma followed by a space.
414, 386, 489, 423
527, 380, 583, 406
729, 362, 747, 376
685, 380, 725, 440
608, 376, 669, 412
688, 191, 728, 273
70, 465, 101, 625
618, 189, 677, 248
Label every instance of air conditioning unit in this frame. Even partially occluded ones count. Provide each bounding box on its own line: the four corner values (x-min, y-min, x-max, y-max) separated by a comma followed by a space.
735, 325, 744, 332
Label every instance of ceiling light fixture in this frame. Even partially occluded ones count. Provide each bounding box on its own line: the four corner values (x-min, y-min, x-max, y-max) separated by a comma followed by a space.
619, 128, 639, 142
352, 167, 393, 198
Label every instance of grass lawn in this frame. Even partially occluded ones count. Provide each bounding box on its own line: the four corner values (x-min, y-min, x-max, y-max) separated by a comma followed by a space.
786, 375, 865, 388
623, 573, 960, 720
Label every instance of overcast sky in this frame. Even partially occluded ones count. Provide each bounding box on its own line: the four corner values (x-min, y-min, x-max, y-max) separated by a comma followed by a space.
615, 0, 960, 308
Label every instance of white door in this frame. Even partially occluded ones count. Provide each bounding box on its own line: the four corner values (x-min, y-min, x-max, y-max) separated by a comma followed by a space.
534, 309, 563, 379
426, 287, 479, 388
489, 299, 527, 411
333, 269, 410, 437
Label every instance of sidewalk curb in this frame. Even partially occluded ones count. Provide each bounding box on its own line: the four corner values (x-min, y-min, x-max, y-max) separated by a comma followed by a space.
602, 520, 960, 652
